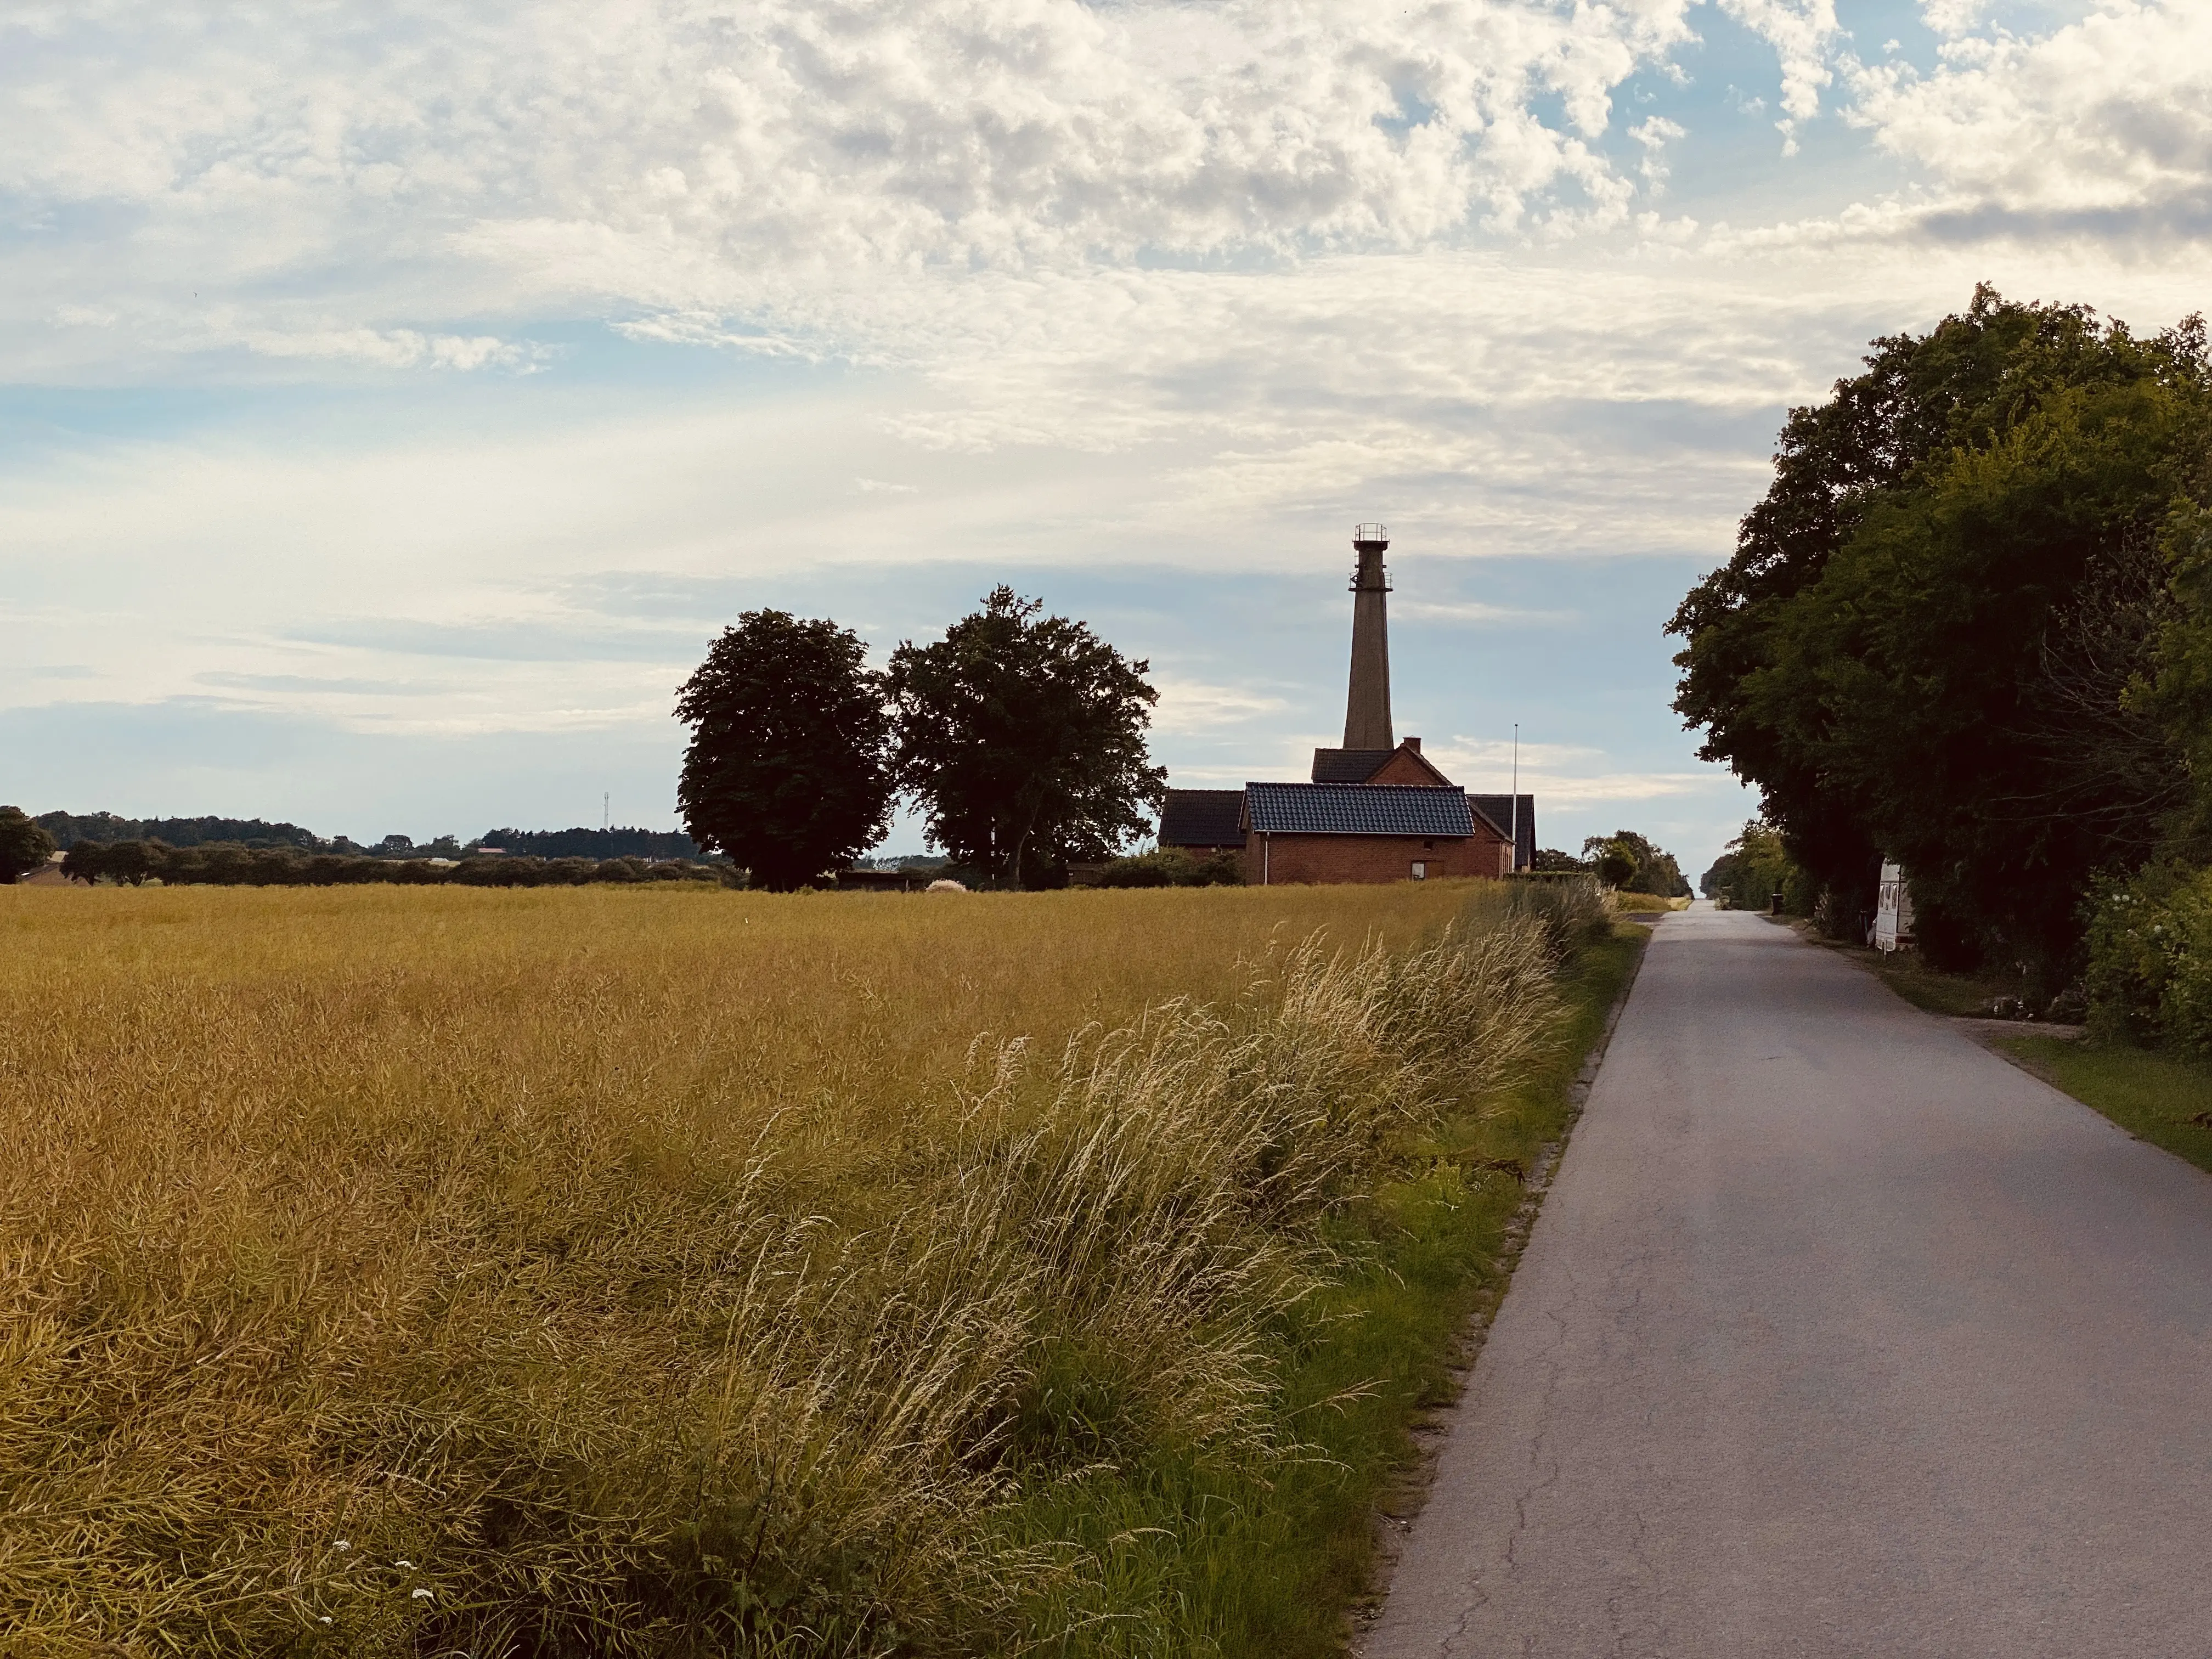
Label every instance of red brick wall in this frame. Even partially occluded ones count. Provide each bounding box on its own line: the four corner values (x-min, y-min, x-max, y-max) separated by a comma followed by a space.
1365, 748, 1453, 786
1254, 829, 1506, 885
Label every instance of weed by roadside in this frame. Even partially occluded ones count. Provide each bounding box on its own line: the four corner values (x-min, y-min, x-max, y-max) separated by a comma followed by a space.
995, 922, 1646, 1655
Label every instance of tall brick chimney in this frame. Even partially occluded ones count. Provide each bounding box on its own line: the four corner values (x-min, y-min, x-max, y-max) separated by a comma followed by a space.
1344, 523, 1393, 749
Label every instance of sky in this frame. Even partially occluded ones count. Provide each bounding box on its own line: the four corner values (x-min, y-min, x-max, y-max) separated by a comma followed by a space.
5, 0, 2209, 878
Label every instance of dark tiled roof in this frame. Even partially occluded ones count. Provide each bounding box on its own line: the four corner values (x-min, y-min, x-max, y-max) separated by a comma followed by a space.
1158, 789, 1247, 847
1468, 794, 1536, 871
1245, 783, 1477, 837
1312, 744, 1455, 785
1310, 748, 1393, 782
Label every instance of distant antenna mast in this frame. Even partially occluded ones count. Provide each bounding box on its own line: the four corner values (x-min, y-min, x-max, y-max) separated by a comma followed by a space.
1510, 725, 1520, 873
603, 792, 610, 832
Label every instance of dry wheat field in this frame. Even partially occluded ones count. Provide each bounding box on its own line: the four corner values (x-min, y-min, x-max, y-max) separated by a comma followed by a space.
0, 879, 1588, 1657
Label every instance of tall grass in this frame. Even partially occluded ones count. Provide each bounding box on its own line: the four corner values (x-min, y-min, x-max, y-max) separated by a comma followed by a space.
0, 881, 1567, 1655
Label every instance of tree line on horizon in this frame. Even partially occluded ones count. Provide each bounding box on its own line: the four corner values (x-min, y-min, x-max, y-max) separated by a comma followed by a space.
40, 838, 727, 890
1672, 285, 2212, 1042
26, 811, 706, 862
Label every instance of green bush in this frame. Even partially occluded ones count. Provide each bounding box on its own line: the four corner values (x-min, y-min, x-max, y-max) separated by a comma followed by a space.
2086, 863, 2212, 1051
1095, 849, 1244, 888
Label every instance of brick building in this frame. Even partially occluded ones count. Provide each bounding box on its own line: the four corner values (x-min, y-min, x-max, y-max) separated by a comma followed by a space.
1155, 524, 1538, 886
1244, 781, 1509, 884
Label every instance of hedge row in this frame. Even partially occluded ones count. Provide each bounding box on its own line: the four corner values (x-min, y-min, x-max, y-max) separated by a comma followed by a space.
61, 840, 731, 889
1092, 849, 1245, 888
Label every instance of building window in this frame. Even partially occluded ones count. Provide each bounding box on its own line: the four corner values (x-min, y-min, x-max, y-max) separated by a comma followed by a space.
1410, 861, 1427, 881
1422, 838, 1434, 849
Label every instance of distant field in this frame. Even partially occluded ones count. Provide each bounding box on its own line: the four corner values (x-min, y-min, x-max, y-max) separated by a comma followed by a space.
0, 881, 1466, 1149
0, 879, 1601, 1656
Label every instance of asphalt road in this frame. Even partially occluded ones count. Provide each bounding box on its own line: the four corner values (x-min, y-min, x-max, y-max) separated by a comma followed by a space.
1364, 904, 2212, 1657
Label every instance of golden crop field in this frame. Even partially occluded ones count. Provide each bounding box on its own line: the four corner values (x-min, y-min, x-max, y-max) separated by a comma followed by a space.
0, 879, 1588, 1657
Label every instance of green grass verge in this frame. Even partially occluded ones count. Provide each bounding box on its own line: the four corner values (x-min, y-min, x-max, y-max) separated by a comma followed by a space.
1996, 1036, 2212, 1177
1002, 923, 1649, 1655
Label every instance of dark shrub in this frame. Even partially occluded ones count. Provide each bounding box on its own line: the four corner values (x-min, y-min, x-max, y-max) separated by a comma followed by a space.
1095, 850, 1243, 888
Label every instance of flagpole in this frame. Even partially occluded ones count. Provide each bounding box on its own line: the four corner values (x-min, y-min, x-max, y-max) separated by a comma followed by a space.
1510, 724, 1520, 873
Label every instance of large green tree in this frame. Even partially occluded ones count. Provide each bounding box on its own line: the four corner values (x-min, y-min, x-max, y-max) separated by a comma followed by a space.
0, 805, 55, 883
2135, 500, 2212, 860
1583, 831, 1689, 898
887, 587, 1166, 887
675, 611, 894, 890
1670, 287, 2211, 983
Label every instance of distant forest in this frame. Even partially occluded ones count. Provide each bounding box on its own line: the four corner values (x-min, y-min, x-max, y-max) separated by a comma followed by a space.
479, 826, 708, 861
33, 812, 713, 862
36, 812, 320, 851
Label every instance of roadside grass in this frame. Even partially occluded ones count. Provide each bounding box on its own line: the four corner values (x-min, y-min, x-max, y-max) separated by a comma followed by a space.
1996, 1037, 2212, 1177
999, 922, 1646, 1654
0, 879, 1625, 1656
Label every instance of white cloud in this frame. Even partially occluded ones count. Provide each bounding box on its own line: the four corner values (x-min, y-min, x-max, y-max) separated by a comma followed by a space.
1394, 599, 1575, 624
1424, 736, 1731, 807
1150, 678, 1291, 732
1846, 2, 2212, 232
1918, 0, 1988, 38
1630, 116, 1687, 188
1719, 0, 1841, 145
1, 0, 1705, 373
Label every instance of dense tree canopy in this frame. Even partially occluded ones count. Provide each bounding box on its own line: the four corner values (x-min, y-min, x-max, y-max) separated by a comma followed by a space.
35, 811, 318, 850
477, 826, 704, 861
1583, 831, 1689, 898
0, 806, 55, 883
887, 587, 1166, 887
2135, 500, 2212, 861
1670, 287, 2212, 984
675, 611, 895, 890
